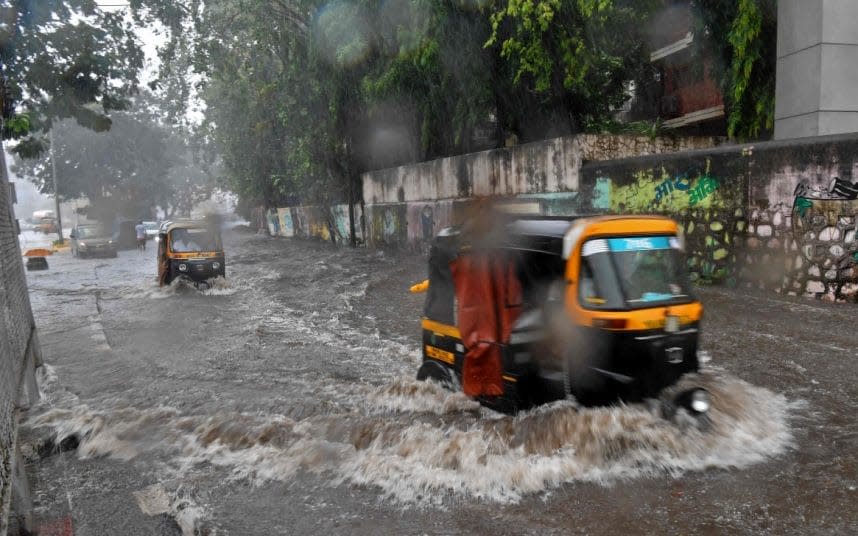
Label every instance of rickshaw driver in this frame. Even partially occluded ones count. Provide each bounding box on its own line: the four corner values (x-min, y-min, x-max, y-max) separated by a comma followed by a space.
171, 228, 202, 252
617, 248, 676, 303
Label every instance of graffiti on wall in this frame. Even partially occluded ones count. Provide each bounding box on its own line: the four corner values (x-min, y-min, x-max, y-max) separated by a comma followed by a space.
290, 207, 306, 238
267, 209, 280, 236
601, 160, 725, 213
781, 178, 858, 298
592, 177, 611, 210
277, 208, 294, 237
368, 204, 407, 248
268, 204, 362, 243
584, 159, 740, 284
328, 204, 364, 244
405, 201, 455, 251
687, 174, 720, 206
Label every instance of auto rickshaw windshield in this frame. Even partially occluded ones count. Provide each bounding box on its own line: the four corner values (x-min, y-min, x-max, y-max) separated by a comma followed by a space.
579, 235, 693, 309
170, 228, 222, 253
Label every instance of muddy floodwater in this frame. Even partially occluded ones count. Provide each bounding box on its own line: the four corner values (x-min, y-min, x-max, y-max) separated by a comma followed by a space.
20, 228, 858, 534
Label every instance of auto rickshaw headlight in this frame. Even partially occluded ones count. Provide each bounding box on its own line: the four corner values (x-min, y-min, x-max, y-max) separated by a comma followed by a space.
178, 263, 188, 272
671, 388, 711, 416
212, 262, 221, 270
690, 390, 711, 413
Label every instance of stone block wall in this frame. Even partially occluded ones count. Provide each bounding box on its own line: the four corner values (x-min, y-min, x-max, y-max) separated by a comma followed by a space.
0, 157, 40, 533
581, 133, 858, 300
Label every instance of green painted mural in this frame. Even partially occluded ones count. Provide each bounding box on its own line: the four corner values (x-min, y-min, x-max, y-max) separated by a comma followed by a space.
580, 157, 743, 285
606, 159, 727, 213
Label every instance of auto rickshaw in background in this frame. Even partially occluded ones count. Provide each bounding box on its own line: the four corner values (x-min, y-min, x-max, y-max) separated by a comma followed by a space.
37, 217, 58, 234
157, 220, 225, 289
23, 248, 52, 271
415, 214, 710, 417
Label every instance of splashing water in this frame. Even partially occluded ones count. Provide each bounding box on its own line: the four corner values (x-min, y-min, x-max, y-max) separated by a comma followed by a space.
28, 371, 797, 505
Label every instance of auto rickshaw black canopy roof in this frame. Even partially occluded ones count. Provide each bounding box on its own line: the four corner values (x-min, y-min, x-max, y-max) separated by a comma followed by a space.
433, 215, 589, 257
424, 215, 589, 324
158, 220, 212, 234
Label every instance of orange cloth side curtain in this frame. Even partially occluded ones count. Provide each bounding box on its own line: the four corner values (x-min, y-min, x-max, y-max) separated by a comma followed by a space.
450, 251, 522, 397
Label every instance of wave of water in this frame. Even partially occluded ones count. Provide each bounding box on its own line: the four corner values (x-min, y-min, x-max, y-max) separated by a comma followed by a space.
28, 371, 797, 505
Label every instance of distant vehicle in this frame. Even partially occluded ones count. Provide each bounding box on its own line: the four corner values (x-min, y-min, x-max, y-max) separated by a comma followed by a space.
142, 221, 160, 239
24, 248, 52, 271
157, 220, 225, 289
26, 257, 49, 271
32, 209, 55, 221
69, 224, 117, 258
37, 217, 58, 234
115, 219, 139, 250
415, 214, 709, 419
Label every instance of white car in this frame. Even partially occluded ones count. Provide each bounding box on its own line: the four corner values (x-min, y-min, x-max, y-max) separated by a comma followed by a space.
142, 221, 161, 240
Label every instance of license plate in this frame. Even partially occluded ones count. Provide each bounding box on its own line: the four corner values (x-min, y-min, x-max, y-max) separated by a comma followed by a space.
666, 346, 684, 364
665, 315, 680, 333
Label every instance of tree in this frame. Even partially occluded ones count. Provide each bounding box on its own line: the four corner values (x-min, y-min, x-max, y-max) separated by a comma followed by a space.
129, 0, 668, 223
0, 0, 144, 156
13, 94, 213, 221
13, 113, 170, 220
485, 0, 660, 137
693, 0, 777, 140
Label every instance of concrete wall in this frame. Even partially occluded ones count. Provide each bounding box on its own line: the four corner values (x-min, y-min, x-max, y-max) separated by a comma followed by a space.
363, 134, 722, 205
271, 131, 858, 301
775, 0, 858, 139
581, 133, 858, 300
361, 134, 722, 249
0, 155, 41, 534
266, 204, 364, 244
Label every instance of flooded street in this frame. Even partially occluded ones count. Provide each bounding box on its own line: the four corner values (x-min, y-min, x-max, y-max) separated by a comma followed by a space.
20, 229, 858, 535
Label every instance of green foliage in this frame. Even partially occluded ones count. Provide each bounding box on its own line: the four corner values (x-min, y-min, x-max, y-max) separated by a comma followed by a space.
694, 0, 776, 140
129, 0, 672, 208
13, 93, 213, 220
486, 0, 659, 128
3, 113, 30, 136
583, 117, 669, 140
726, 0, 775, 139
0, 0, 144, 155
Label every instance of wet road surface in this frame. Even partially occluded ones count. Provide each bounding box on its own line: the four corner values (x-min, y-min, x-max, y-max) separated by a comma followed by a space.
19, 228, 858, 534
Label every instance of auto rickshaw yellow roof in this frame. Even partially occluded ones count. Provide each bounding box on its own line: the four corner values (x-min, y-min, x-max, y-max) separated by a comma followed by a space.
576, 214, 679, 234
561, 215, 680, 259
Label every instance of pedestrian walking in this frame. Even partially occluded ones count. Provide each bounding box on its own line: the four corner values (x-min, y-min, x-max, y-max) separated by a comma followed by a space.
135, 220, 146, 251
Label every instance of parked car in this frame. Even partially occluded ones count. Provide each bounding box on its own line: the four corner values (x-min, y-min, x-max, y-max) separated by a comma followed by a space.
69, 224, 118, 258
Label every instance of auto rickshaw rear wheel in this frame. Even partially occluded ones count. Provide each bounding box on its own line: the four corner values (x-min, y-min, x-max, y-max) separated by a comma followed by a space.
416, 360, 455, 390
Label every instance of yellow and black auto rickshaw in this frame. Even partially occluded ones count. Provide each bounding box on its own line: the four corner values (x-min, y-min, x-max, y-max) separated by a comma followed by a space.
416, 215, 710, 417
157, 220, 225, 289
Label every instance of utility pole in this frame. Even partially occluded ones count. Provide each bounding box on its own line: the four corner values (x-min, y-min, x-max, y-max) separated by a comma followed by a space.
49, 128, 63, 244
